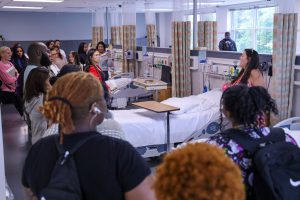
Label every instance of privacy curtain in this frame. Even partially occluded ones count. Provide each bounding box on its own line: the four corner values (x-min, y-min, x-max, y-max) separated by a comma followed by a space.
145, 12, 157, 47
270, 13, 298, 122
122, 25, 136, 73
198, 21, 218, 50
92, 26, 104, 47
110, 11, 122, 45
172, 21, 191, 97
121, 2, 136, 75
111, 26, 122, 45
146, 24, 157, 47
92, 11, 105, 47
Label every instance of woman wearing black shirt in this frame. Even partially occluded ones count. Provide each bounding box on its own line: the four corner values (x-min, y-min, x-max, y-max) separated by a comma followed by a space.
22, 72, 155, 200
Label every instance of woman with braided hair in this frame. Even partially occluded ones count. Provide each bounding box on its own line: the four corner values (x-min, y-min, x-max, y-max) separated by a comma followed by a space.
207, 85, 296, 199
22, 72, 155, 200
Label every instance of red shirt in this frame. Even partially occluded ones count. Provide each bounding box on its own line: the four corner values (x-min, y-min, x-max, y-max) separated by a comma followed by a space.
88, 65, 110, 91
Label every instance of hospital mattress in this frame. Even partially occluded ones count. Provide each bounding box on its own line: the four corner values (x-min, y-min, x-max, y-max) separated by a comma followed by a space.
111, 106, 220, 148
111, 89, 223, 157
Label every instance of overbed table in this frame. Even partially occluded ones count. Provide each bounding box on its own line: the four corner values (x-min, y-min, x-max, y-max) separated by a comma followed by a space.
132, 101, 180, 152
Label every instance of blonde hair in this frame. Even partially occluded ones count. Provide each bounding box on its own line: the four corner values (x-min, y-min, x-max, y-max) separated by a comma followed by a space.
154, 143, 245, 200
40, 72, 103, 138
0, 46, 10, 54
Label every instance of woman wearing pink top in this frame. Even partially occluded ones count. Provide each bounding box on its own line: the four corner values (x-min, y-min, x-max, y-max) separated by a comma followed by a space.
222, 49, 265, 91
0, 46, 23, 116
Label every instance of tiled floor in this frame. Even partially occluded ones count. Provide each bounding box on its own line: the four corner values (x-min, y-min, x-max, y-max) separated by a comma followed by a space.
1, 104, 161, 199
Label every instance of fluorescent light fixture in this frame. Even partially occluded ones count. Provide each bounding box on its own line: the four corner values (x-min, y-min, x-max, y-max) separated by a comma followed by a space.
147, 8, 173, 12
13, 0, 63, 2
185, 2, 224, 6
3, 5, 43, 9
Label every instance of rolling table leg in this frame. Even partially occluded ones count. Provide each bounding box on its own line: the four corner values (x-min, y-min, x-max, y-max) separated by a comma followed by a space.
166, 111, 171, 152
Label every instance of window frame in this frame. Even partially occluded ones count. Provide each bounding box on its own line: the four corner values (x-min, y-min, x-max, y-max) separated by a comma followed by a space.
230, 6, 276, 54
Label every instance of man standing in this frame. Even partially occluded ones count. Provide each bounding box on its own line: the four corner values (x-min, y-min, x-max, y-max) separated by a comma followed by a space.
23, 42, 50, 87
219, 32, 237, 51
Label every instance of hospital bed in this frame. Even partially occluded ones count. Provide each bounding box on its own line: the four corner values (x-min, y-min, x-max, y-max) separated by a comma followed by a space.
274, 117, 300, 146
111, 89, 223, 157
105, 73, 152, 108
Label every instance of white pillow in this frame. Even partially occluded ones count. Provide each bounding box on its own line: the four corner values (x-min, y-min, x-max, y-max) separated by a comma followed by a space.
105, 78, 132, 91
197, 89, 222, 107
161, 96, 203, 115
188, 99, 214, 113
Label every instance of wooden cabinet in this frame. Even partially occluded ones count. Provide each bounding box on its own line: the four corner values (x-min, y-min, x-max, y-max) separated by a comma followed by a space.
153, 86, 172, 102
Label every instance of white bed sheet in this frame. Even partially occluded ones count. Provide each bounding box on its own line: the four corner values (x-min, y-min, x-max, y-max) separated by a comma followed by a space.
111, 106, 220, 147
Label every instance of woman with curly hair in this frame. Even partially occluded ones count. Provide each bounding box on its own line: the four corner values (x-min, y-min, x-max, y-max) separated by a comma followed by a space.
154, 142, 245, 200
207, 85, 296, 199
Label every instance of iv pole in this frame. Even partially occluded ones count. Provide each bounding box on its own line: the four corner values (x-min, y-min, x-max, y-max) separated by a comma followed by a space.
152, 40, 155, 79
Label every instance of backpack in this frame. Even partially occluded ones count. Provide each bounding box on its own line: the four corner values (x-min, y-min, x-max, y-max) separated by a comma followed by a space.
39, 134, 98, 200
222, 128, 300, 200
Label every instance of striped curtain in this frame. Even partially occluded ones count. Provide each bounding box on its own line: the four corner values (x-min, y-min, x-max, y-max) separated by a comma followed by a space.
111, 26, 117, 45
172, 21, 191, 97
270, 13, 298, 122
146, 24, 157, 47
111, 26, 123, 45
122, 25, 136, 75
92, 26, 104, 48
198, 21, 218, 50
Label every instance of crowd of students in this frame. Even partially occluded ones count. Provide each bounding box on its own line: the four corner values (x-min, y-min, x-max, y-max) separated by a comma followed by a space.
0, 40, 299, 200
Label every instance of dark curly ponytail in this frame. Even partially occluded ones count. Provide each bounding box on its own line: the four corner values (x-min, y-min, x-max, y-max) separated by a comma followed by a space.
220, 85, 278, 130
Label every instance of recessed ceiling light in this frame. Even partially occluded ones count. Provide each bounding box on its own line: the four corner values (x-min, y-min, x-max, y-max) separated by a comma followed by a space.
13, 0, 63, 2
3, 5, 43, 9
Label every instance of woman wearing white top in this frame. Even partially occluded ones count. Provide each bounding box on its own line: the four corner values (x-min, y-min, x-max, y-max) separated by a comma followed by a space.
96, 41, 114, 81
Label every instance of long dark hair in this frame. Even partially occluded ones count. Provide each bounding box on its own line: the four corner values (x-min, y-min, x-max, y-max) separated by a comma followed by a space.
11, 46, 26, 60
24, 67, 50, 102
78, 42, 87, 54
84, 48, 110, 104
84, 48, 98, 72
68, 51, 80, 65
46, 40, 54, 49
220, 85, 278, 130
231, 49, 260, 84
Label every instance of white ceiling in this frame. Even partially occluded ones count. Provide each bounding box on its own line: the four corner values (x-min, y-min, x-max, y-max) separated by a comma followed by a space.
0, 0, 271, 13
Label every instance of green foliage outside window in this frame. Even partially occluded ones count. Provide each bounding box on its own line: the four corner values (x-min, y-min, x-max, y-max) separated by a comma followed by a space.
232, 7, 275, 54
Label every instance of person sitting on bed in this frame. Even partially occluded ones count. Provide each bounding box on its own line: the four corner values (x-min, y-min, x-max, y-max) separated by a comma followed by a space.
222, 49, 265, 91
22, 72, 155, 200
153, 142, 245, 200
207, 85, 296, 199
85, 48, 110, 105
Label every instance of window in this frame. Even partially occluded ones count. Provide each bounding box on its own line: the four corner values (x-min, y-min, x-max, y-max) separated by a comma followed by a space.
231, 7, 276, 54
185, 13, 216, 49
